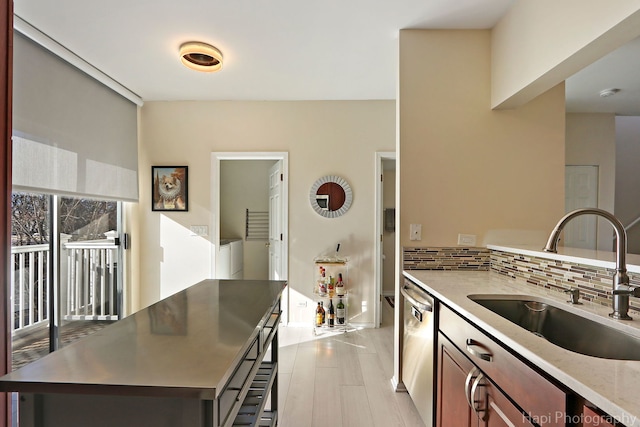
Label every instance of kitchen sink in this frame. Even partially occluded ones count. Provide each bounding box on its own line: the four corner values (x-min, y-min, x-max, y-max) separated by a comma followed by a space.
468, 295, 640, 360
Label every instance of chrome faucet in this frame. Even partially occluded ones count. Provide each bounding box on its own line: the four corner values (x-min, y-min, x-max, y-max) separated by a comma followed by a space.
543, 208, 639, 320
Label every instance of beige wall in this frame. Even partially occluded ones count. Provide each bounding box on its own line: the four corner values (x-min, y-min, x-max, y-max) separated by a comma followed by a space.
492, 1, 640, 109
398, 29, 565, 250
136, 100, 395, 326
565, 113, 616, 251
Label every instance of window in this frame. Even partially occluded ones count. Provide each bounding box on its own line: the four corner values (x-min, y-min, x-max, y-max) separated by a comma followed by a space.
10, 192, 122, 370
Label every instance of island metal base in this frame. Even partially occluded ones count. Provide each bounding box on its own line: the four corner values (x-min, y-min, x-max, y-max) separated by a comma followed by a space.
3, 280, 286, 427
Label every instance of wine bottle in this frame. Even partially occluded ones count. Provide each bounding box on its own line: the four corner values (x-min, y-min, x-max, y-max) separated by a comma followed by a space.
337, 297, 345, 325
328, 299, 335, 327
316, 302, 323, 327
336, 273, 345, 295
320, 301, 326, 325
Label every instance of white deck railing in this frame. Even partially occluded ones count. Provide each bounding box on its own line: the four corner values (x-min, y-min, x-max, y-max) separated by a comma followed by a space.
62, 239, 119, 321
10, 244, 50, 334
10, 239, 120, 336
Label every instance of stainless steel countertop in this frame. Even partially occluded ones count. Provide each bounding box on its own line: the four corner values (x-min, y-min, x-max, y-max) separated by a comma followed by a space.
0, 279, 286, 399
403, 270, 640, 427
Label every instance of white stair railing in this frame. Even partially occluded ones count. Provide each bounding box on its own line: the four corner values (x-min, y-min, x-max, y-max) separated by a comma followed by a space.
625, 215, 640, 233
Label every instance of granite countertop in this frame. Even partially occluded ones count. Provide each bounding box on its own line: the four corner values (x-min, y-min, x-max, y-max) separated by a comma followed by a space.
0, 279, 286, 399
404, 269, 640, 427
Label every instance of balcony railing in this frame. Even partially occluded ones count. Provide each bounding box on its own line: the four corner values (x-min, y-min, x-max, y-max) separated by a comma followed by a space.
11, 244, 49, 334
10, 238, 120, 336
62, 238, 119, 321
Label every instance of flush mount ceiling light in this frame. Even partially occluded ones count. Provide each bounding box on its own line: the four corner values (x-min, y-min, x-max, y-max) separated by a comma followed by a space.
599, 88, 620, 98
179, 42, 223, 72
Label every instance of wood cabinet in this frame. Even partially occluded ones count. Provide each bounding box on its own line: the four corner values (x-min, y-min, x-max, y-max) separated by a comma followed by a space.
582, 406, 616, 427
437, 333, 534, 427
436, 333, 474, 427
484, 377, 536, 427
437, 304, 567, 427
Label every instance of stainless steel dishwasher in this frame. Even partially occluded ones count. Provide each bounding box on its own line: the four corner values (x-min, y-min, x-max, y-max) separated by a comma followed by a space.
402, 276, 436, 427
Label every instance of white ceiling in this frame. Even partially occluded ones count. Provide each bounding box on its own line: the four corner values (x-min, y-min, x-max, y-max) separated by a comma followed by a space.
565, 36, 640, 116
13, 0, 639, 114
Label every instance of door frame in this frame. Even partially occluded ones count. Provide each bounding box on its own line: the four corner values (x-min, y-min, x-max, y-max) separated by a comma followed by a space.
374, 151, 396, 328
210, 152, 289, 319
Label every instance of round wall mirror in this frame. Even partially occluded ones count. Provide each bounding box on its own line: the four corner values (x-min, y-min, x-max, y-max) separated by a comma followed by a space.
310, 175, 353, 218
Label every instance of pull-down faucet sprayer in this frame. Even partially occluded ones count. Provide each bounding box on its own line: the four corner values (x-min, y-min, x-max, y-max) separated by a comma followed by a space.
543, 208, 639, 320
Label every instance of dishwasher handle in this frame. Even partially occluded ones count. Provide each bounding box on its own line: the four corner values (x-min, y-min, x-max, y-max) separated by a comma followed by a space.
401, 283, 434, 312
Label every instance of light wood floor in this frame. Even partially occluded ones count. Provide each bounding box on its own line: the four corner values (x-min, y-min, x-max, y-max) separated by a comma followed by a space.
277, 300, 426, 427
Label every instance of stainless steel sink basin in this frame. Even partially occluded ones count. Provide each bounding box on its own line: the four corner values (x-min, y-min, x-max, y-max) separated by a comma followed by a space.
468, 295, 640, 360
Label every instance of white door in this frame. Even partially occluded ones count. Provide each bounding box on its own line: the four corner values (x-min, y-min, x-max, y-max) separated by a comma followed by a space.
268, 161, 284, 280
565, 165, 599, 249
375, 152, 396, 328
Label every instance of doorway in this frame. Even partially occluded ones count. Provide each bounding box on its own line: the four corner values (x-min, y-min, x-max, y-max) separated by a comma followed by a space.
565, 165, 599, 250
375, 152, 396, 327
211, 152, 289, 322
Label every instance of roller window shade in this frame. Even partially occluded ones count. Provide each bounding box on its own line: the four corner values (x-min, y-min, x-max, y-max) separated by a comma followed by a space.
12, 31, 139, 202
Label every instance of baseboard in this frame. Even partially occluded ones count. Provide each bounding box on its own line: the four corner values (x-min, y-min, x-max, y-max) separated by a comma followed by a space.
348, 322, 375, 329
283, 321, 312, 328
283, 321, 376, 329
391, 376, 407, 392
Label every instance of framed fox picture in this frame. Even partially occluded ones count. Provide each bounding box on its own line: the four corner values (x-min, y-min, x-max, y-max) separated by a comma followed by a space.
152, 166, 188, 211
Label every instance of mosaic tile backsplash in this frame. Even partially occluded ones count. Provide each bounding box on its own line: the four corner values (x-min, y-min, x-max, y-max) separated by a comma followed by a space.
402, 246, 640, 313
403, 247, 490, 270
491, 250, 640, 313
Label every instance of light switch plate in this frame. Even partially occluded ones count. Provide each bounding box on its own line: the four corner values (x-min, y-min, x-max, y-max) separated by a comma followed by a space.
410, 224, 422, 241
190, 225, 209, 236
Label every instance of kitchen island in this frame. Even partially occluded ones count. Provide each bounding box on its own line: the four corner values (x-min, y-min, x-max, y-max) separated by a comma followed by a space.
0, 279, 286, 427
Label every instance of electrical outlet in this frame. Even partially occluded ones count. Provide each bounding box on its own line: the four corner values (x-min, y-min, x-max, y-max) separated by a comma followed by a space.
457, 233, 477, 246
410, 224, 422, 241
297, 301, 307, 307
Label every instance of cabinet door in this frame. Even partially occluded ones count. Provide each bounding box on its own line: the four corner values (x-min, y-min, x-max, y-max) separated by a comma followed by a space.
437, 333, 535, 427
483, 380, 535, 427
437, 333, 476, 427
582, 406, 615, 427
439, 304, 566, 426
230, 240, 243, 277
218, 244, 231, 279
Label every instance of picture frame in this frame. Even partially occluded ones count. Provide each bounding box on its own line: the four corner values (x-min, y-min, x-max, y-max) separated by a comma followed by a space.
152, 166, 188, 211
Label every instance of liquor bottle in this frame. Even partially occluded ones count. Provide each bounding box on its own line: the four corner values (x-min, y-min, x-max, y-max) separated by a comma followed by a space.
328, 299, 335, 327
336, 273, 345, 295
320, 301, 326, 325
316, 302, 323, 327
337, 297, 345, 325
